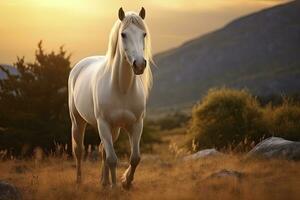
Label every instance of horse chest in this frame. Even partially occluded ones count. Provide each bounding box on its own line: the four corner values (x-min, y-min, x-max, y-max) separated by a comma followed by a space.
100, 94, 145, 127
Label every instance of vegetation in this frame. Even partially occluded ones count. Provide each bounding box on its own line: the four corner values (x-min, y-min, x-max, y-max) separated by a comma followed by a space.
263, 99, 300, 141
0, 41, 71, 156
187, 88, 267, 151
187, 88, 300, 152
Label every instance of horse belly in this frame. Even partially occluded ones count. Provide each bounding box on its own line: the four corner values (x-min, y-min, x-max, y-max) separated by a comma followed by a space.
73, 72, 97, 126
75, 96, 96, 126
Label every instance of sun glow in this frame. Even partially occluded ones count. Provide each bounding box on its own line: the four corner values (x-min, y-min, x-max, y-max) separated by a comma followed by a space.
0, 0, 288, 64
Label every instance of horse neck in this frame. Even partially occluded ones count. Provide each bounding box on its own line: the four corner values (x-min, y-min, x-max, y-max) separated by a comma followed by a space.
110, 49, 135, 94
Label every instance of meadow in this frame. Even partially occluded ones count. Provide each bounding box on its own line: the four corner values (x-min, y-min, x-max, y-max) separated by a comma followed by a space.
1, 128, 300, 200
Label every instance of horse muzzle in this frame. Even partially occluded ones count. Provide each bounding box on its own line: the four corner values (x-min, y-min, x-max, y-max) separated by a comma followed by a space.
133, 59, 147, 75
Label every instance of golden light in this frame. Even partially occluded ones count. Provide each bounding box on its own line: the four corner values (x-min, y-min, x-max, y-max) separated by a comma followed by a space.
0, 0, 288, 64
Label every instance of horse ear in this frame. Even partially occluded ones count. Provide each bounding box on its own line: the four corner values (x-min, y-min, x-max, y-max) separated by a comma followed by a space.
139, 7, 146, 20
118, 7, 125, 21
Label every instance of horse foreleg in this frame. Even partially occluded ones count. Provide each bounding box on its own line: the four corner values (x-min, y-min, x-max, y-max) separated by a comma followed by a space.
122, 120, 143, 189
97, 119, 118, 187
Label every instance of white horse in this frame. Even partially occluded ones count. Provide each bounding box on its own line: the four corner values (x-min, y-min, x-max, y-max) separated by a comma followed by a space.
68, 7, 153, 189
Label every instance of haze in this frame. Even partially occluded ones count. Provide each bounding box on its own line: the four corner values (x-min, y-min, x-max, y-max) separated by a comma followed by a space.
0, 0, 288, 64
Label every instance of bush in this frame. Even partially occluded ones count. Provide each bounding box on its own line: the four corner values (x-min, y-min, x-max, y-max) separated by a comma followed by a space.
187, 88, 267, 151
264, 99, 300, 141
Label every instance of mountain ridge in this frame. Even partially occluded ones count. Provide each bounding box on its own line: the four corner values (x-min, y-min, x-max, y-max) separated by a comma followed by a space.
149, 0, 300, 108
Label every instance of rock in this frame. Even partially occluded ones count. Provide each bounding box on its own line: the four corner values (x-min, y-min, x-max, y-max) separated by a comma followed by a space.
208, 169, 244, 179
248, 137, 300, 160
0, 181, 22, 200
183, 148, 223, 161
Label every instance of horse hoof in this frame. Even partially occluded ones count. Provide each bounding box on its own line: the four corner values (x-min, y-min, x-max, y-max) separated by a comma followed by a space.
110, 184, 118, 191
101, 182, 109, 188
121, 180, 131, 190
76, 177, 82, 185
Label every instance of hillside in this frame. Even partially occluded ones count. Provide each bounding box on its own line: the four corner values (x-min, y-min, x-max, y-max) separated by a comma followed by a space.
0, 64, 18, 79
150, 0, 300, 108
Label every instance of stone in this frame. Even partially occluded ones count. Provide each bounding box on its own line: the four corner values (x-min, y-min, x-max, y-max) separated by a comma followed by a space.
0, 181, 22, 200
248, 137, 300, 160
207, 169, 244, 179
184, 148, 223, 161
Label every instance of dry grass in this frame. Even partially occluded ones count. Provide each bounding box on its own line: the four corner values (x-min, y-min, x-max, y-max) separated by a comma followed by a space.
1, 128, 299, 200
1, 152, 300, 200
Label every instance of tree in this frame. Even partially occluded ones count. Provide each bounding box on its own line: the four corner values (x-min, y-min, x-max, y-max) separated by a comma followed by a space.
0, 41, 71, 156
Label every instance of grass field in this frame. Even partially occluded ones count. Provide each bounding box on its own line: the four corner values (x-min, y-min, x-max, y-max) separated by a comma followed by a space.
1, 129, 300, 200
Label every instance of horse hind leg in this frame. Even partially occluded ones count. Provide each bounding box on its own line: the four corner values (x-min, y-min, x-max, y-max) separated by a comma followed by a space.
100, 144, 110, 186
71, 109, 87, 184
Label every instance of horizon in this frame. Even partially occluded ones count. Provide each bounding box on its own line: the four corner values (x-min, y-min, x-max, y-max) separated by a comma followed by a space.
0, 0, 289, 65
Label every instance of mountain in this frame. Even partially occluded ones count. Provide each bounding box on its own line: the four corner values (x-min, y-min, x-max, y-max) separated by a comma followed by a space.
0, 64, 18, 79
149, 0, 300, 108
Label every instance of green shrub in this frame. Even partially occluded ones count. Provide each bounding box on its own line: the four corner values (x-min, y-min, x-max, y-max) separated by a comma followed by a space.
187, 88, 267, 151
264, 99, 300, 141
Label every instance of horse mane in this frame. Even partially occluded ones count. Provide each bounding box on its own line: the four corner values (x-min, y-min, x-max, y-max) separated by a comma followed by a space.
105, 12, 153, 98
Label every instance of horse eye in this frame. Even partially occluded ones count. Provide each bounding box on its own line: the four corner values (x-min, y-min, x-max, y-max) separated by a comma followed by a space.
143, 33, 147, 38
121, 33, 126, 39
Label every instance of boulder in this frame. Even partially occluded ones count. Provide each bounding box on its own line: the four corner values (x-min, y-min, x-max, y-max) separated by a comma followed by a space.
184, 148, 223, 161
0, 181, 22, 200
248, 137, 300, 160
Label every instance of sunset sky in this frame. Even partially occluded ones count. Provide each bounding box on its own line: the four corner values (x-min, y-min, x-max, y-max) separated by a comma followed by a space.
0, 0, 289, 64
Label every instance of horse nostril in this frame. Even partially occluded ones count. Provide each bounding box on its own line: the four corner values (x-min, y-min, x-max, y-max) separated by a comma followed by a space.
143, 59, 147, 68
133, 60, 137, 68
